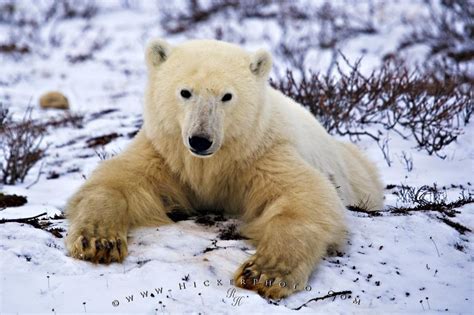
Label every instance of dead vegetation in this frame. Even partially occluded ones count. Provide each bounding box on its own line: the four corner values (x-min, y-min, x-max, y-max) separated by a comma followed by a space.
86, 133, 120, 148
166, 209, 245, 241
160, 0, 378, 73
0, 0, 98, 25
292, 290, 353, 310
43, 112, 84, 129
217, 223, 244, 240
46, 0, 98, 20
0, 106, 47, 185
0, 192, 27, 209
158, 1, 472, 160
389, 184, 473, 217
0, 0, 102, 59
0, 104, 84, 185
66, 33, 110, 64
270, 57, 472, 158
0, 212, 65, 238
160, 0, 240, 34
160, 0, 289, 34
277, 1, 377, 73
438, 217, 471, 235
0, 1, 471, 238
398, 0, 473, 64
160, 0, 376, 43
348, 183, 473, 234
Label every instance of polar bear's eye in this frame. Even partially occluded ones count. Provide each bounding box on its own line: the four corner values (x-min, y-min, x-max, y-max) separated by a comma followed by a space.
221, 93, 232, 102
180, 89, 192, 99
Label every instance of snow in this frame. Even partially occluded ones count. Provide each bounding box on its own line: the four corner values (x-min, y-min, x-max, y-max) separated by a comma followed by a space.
1, 0, 472, 314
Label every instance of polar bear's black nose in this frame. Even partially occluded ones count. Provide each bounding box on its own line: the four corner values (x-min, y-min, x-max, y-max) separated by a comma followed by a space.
189, 136, 213, 153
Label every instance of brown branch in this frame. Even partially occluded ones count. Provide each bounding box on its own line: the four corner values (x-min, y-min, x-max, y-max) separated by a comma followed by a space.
0, 212, 47, 224
292, 290, 352, 310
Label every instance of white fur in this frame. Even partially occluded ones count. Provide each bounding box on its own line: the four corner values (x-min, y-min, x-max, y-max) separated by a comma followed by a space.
65, 39, 384, 299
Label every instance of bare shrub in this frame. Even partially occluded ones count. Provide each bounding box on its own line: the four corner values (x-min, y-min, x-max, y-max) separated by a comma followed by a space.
94, 149, 118, 161
160, 0, 282, 34
0, 42, 31, 55
270, 57, 472, 157
0, 105, 8, 128
348, 183, 474, 225
0, 212, 65, 238
0, 0, 98, 58
377, 136, 392, 167
42, 112, 84, 129
66, 34, 110, 64
0, 1, 40, 58
160, 0, 376, 75
0, 106, 47, 185
86, 133, 120, 148
398, 0, 473, 64
46, 0, 98, 20
313, 2, 376, 50
161, 0, 238, 34
389, 184, 473, 218
394, 184, 447, 207
399, 151, 414, 172
0, 0, 98, 25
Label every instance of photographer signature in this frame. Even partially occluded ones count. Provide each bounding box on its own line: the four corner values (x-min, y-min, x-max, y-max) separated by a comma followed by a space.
225, 288, 247, 306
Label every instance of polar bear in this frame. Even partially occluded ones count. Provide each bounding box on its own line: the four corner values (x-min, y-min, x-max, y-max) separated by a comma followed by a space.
65, 39, 383, 299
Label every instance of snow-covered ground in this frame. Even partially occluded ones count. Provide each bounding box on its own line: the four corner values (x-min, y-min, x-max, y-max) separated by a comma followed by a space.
1, 0, 472, 314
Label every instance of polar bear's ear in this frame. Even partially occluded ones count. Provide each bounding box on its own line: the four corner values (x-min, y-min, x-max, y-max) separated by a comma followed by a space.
146, 39, 172, 68
249, 49, 272, 78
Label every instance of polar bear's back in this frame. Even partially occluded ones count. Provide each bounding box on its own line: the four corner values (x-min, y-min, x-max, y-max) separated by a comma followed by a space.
267, 87, 383, 210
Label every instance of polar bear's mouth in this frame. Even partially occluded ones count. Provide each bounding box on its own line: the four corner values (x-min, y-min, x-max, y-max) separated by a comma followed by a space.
190, 149, 213, 156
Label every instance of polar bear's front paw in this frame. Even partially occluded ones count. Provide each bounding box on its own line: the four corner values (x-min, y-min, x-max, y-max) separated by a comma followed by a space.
234, 254, 307, 300
67, 232, 128, 264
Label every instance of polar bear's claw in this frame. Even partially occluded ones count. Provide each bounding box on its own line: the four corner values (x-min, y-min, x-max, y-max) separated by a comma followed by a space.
67, 233, 128, 264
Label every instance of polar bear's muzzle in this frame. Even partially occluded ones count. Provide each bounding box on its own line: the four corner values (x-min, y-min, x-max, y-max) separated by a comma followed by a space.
181, 98, 224, 158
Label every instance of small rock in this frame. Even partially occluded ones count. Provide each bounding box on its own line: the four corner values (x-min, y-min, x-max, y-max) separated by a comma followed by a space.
39, 91, 69, 110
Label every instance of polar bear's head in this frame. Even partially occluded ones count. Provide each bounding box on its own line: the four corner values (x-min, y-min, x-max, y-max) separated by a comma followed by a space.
144, 39, 272, 158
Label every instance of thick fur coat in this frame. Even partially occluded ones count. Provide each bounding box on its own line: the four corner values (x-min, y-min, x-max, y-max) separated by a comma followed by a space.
66, 39, 383, 299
